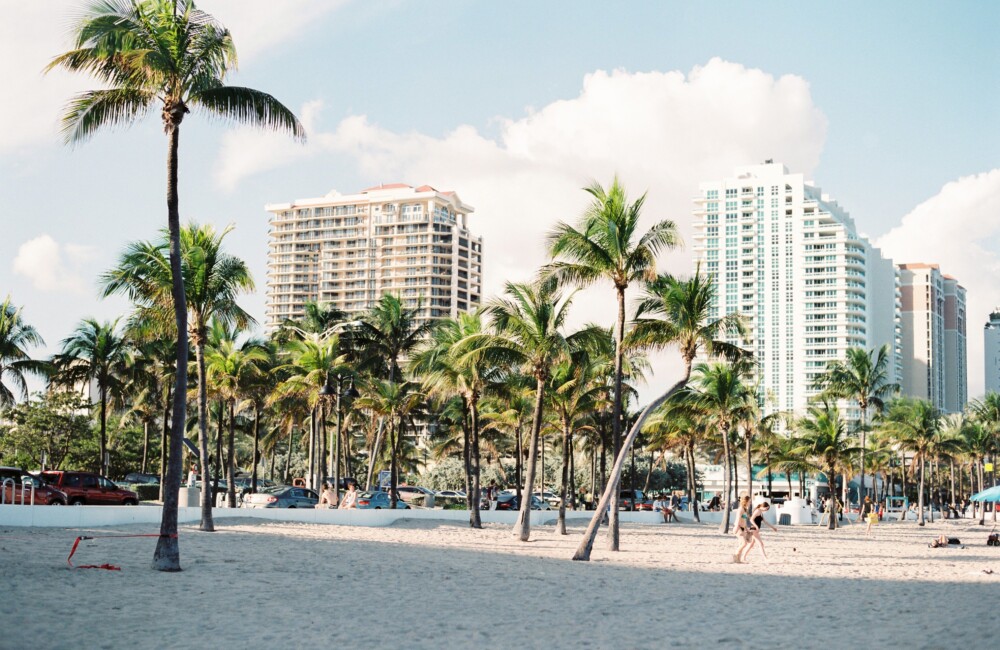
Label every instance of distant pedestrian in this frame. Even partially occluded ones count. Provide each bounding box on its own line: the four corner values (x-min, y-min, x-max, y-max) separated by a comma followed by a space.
488, 480, 498, 510
743, 501, 778, 561
187, 463, 198, 488
733, 495, 756, 563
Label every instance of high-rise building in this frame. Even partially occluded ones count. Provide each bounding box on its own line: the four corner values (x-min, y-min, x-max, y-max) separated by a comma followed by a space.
692, 162, 901, 417
897, 264, 967, 412
264, 183, 482, 328
984, 310, 1000, 395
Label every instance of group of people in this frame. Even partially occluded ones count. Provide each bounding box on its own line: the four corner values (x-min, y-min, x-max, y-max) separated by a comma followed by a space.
733, 496, 779, 563
319, 480, 358, 509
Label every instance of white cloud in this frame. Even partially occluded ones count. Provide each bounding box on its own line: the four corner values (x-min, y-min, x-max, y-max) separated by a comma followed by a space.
202, 1, 351, 62
876, 169, 1000, 399
12, 235, 97, 295
215, 58, 828, 396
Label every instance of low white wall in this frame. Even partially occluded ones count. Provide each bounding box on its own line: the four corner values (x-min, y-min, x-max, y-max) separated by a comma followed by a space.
0, 504, 666, 529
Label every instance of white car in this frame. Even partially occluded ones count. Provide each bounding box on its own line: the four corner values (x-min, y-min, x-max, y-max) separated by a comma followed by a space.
435, 489, 467, 499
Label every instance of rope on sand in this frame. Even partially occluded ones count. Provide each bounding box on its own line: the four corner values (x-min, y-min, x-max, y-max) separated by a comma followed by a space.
67, 533, 177, 570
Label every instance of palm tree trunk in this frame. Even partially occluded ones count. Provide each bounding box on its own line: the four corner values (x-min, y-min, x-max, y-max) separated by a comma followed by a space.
515, 375, 546, 542
319, 402, 328, 490
194, 338, 215, 531
608, 286, 626, 552
859, 404, 867, 499
918, 454, 926, 526
515, 425, 523, 504
745, 432, 752, 501
251, 405, 261, 493
226, 401, 237, 508
214, 400, 223, 500
158, 385, 171, 503
642, 451, 660, 495
307, 406, 316, 490
100, 386, 108, 476
389, 416, 399, 509
569, 438, 576, 511
153, 124, 187, 571
557, 420, 571, 535
720, 425, 733, 534
828, 464, 838, 530
284, 425, 295, 484
574, 370, 690, 561
469, 396, 482, 529
687, 443, 700, 523
141, 419, 150, 475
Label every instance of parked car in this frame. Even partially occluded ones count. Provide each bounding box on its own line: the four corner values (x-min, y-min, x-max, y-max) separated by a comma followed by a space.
242, 486, 318, 509
233, 476, 276, 491
492, 493, 550, 511
0, 467, 67, 505
123, 472, 160, 485
435, 489, 467, 499
617, 489, 645, 511
534, 490, 564, 508
357, 491, 411, 509
396, 485, 435, 506
39, 471, 138, 505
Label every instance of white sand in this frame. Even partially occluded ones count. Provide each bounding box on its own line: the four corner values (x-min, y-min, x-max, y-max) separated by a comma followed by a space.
2, 516, 998, 649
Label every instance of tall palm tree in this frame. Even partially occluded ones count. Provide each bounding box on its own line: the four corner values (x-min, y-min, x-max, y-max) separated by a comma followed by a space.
880, 398, 940, 526
814, 345, 899, 500
102, 223, 254, 532
546, 176, 679, 550
643, 392, 706, 522
463, 278, 582, 541
0, 297, 47, 408
49, 0, 303, 571
573, 269, 745, 560
688, 360, 755, 534
968, 393, 1000, 524
797, 400, 860, 530
205, 333, 267, 506
355, 380, 424, 509
52, 318, 131, 476
411, 311, 499, 528
355, 294, 436, 488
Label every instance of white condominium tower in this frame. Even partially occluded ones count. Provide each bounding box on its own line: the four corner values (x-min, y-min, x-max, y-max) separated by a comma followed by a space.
983, 310, 1000, 395
264, 183, 483, 328
897, 264, 967, 412
692, 162, 901, 417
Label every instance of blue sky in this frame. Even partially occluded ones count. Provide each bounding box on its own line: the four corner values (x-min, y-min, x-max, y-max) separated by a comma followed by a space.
2, 0, 998, 397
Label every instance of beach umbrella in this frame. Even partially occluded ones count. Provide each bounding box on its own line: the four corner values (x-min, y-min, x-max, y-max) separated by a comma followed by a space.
969, 485, 1000, 502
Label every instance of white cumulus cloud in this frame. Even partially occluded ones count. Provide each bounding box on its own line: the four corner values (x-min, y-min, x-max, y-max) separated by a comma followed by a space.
876, 169, 1000, 399
12, 234, 97, 295
215, 58, 829, 396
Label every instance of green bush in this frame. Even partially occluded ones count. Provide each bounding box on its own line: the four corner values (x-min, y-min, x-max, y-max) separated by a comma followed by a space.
124, 484, 160, 502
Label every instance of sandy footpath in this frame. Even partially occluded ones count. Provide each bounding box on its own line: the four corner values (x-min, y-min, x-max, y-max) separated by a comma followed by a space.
2, 515, 998, 649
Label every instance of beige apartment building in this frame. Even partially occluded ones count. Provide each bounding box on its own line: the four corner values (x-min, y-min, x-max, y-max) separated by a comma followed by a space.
897, 263, 967, 413
264, 183, 482, 328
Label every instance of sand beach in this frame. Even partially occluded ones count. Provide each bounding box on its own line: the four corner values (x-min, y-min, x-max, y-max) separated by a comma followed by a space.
2, 516, 998, 649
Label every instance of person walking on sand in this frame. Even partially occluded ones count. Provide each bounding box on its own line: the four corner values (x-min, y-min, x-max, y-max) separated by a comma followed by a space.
733, 495, 756, 563
865, 504, 879, 538
742, 501, 778, 562
338, 480, 358, 509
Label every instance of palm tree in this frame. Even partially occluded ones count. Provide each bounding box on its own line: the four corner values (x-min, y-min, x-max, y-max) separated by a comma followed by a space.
968, 393, 1000, 524
50, 0, 303, 570
51, 318, 131, 476
411, 311, 499, 528
102, 223, 254, 532
462, 278, 581, 541
573, 269, 745, 560
880, 398, 940, 526
355, 380, 424, 509
688, 360, 755, 533
355, 294, 436, 488
205, 333, 268, 506
814, 345, 899, 501
546, 354, 605, 534
797, 400, 860, 530
546, 176, 679, 550
641, 391, 705, 521
0, 297, 48, 408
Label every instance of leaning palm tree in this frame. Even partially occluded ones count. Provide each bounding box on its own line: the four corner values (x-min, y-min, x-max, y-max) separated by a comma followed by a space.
546, 176, 679, 550
0, 296, 48, 408
797, 400, 860, 530
573, 268, 746, 561
814, 345, 899, 501
102, 223, 254, 533
49, 0, 303, 571
880, 398, 940, 526
51, 318, 131, 476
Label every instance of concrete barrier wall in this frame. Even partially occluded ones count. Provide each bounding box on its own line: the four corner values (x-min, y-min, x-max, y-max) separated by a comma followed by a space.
1, 504, 665, 529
